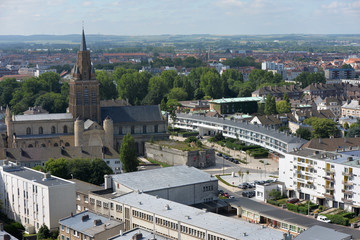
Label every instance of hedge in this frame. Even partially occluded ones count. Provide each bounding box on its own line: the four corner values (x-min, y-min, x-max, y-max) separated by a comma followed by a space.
286, 203, 297, 212
324, 214, 349, 226
267, 199, 280, 206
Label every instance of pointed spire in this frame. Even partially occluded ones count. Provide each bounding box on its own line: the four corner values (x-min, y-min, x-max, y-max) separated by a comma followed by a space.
80, 28, 87, 51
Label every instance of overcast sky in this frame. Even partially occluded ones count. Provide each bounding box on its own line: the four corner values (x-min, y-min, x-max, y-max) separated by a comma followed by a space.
0, 0, 359, 35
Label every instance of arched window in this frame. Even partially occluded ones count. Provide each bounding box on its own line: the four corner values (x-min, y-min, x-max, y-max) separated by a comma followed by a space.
26, 127, 31, 135
54, 143, 59, 147
65, 142, 70, 147
39, 127, 43, 135
63, 125, 68, 134
28, 144, 33, 148
51, 126, 56, 134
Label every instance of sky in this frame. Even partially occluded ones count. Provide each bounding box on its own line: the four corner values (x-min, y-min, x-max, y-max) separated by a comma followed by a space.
0, 0, 359, 35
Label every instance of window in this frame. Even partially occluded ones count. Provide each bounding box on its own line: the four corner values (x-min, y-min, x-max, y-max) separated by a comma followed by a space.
91, 91, 96, 104
116, 204, 122, 212
84, 196, 88, 203
103, 202, 109, 209
84, 88, 89, 105
51, 126, 56, 134
61, 235, 64, 240
154, 125, 158, 133
77, 205, 81, 211
38, 127, 43, 134
131, 126, 135, 134
76, 91, 82, 104
119, 127, 122, 135
90, 198, 95, 204
66, 227, 69, 233
76, 194, 80, 200
96, 200, 102, 207
143, 125, 147, 134
26, 127, 31, 135
63, 125, 68, 134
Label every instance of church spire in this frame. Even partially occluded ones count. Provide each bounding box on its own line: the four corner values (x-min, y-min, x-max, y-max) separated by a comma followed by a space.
80, 28, 87, 51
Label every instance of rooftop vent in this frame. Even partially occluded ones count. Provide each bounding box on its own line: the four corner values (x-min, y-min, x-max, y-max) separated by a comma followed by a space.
185, 215, 190, 220
81, 214, 89, 222
165, 204, 170, 210
42, 172, 52, 181
132, 233, 143, 240
93, 219, 102, 226
348, 157, 353, 162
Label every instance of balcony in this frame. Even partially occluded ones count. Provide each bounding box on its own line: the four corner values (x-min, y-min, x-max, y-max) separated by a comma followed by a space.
342, 172, 353, 177
341, 198, 353, 204
307, 165, 314, 169
342, 189, 353, 194
342, 181, 354, 186
323, 175, 335, 181
325, 168, 335, 174
325, 186, 335, 191
324, 193, 334, 200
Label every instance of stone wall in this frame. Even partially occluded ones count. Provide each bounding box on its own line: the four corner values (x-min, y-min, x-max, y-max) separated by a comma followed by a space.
145, 142, 215, 168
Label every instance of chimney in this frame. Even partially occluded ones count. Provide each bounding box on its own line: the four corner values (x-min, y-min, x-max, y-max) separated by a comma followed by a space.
3, 235, 10, 240
81, 215, 89, 222
132, 233, 143, 240
70, 212, 73, 217
104, 175, 112, 190
93, 219, 102, 226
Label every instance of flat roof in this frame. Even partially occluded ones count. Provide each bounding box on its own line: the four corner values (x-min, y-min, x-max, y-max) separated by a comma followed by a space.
210, 97, 262, 104
1, 165, 73, 187
111, 166, 216, 192
288, 148, 360, 168
112, 192, 284, 240
13, 113, 73, 121
109, 228, 168, 240
71, 179, 104, 194
294, 225, 351, 240
176, 113, 307, 145
59, 211, 122, 237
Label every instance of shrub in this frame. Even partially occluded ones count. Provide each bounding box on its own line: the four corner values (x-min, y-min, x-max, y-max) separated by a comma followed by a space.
325, 214, 349, 226
286, 203, 297, 212
267, 199, 280, 206
318, 205, 324, 211
341, 212, 355, 219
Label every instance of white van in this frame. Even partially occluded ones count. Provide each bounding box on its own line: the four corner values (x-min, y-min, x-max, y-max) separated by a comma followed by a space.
317, 215, 331, 223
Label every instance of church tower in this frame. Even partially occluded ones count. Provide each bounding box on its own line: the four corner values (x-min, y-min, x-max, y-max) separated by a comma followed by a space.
68, 29, 101, 122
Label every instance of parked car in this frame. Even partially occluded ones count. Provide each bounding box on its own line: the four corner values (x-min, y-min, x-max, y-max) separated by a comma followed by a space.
238, 184, 248, 189
228, 195, 235, 199
223, 193, 230, 198
317, 215, 331, 223
217, 152, 222, 157
242, 191, 255, 198
233, 160, 239, 164
218, 190, 224, 195
223, 155, 229, 160
229, 158, 234, 162
287, 198, 299, 204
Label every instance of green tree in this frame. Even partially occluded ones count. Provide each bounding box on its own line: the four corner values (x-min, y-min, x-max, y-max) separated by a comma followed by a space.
97, 70, 118, 100
296, 128, 312, 140
276, 100, 291, 114
32, 165, 44, 172
120, 133, 139, 172
161, 70, 178, 90
238, 82, 254, 97
283, 92, 290, 104
44, 158, 69, 179
200, 70, 222, 98
89, 158, 113, 185
38, 72, 61, 92
268, 189, 282, 200
303, 117, 339, 138
168, 87, 188, 101
35, 92, 67, 113
37, 224, 51, 240
194, 88, 205, 100
264, 95, 277, 115
343, 122, 349, 130
160, 98, 167, 111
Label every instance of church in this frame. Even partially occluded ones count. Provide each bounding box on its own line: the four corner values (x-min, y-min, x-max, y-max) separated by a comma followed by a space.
4, 30, 169, 155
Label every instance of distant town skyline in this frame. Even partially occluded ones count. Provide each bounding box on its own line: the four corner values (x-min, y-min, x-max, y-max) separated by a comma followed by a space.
1, 0, 360, 36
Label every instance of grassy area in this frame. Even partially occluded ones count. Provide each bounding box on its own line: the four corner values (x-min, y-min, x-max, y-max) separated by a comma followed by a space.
215, 175, 237, 187
155, 140, 203, 152
146, 158, 172, 167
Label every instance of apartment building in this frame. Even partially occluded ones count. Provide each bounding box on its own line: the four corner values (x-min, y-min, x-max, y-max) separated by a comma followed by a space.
316, 97, 343, 118
279, 149, 360, 214
59, 211, 123, 240
0, 161, 76, 233
261, 61, 284, 71
325, 68, 355, 80
341, 100, 360, 118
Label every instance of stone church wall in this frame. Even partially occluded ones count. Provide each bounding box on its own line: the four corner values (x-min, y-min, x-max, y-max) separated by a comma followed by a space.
145, 142, 215, 168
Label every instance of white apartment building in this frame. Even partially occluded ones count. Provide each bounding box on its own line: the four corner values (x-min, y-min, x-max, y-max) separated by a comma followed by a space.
317, 97, 342, 118
0, 161, 76, 233
279, 149, 360, 215
261, 62, 284, 71
341, 100, 360, 118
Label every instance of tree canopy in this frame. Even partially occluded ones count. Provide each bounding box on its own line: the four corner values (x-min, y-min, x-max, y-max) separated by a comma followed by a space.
120, 133, 139, 172
303, 117, 339, 138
